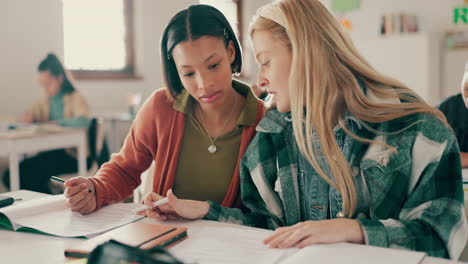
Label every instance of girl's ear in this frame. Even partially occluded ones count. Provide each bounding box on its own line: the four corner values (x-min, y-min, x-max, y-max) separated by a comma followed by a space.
227, 40, 235, 64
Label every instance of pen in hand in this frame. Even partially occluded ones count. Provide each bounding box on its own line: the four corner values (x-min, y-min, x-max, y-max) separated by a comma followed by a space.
50, 176, 92, 193
133, 197, 169, 214
50, 176, 66, 184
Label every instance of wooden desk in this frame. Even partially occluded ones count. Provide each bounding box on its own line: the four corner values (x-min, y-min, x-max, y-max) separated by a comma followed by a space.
0, 128, 87, 191
0, 190, 464, 264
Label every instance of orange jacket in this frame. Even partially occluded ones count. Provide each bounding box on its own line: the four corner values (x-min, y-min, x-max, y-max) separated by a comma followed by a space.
90, 89, 265, 209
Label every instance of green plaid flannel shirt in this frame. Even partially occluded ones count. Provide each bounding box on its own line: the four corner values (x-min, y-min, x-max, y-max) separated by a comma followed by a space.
205, 106, 467, 259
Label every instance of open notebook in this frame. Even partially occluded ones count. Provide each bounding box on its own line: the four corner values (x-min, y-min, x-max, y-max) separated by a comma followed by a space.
0, 195, 145, 238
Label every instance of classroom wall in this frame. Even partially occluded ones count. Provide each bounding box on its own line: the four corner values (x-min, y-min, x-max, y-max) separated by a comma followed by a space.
319, 0, 468, 103
0, 0, 65, 119
320, 0, 464, 40
1, 0, 467, 118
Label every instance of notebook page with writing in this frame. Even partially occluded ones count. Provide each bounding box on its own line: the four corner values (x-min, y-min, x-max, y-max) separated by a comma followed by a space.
281, 243, 426, 264
0, 195, 144, 238
170, 225, 297, 264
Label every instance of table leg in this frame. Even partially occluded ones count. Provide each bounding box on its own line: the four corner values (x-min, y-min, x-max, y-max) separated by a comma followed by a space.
9, 152, 20, 191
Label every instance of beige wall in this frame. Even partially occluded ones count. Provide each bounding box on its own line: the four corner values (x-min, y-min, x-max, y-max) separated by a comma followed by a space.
320, 0, 468, 103
320, 0, 465, 40
0, 0, 64, 118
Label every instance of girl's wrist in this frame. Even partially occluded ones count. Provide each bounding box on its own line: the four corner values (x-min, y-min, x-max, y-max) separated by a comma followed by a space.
345, 219, 365, 244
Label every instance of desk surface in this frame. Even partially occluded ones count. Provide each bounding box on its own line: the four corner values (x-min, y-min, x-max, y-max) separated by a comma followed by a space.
0, 190, 464, 264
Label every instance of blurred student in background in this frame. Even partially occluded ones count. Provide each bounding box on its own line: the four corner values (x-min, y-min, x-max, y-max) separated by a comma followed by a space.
2, 53, 90, 194
438, 62, 468, 168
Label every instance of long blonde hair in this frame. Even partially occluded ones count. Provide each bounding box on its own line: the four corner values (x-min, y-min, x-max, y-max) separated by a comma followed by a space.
250, 0, 447, 217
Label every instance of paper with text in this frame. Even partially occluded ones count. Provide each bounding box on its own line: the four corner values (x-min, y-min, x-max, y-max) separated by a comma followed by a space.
170, 225, 296, 264
0, 195, 144, 238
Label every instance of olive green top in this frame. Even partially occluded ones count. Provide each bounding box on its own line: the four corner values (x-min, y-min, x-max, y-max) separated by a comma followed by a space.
172, 80, 258, 203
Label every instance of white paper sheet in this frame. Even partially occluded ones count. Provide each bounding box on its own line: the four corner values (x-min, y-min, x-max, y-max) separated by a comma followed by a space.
170, 225, 296, 264
280, 243, 426, 264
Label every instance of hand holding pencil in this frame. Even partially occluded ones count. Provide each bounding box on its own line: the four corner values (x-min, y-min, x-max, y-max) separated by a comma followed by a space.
138, 189, 211, 221
62, 176, 97, 215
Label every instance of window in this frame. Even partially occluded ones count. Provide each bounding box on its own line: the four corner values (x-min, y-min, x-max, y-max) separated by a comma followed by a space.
200, 0, 242, 41
62, 0, 136, 79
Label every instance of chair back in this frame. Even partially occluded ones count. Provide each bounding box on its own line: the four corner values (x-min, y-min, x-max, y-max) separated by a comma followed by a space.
88, 117, 109, 169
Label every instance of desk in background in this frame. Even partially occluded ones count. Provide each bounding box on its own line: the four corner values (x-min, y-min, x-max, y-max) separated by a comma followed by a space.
0, 128, 87, 191
0, 190, 464, 264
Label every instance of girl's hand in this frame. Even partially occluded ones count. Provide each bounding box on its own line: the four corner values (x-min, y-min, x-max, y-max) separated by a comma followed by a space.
64, 177, 97, 215
138, 189, 210, 221
263, 219, 364, 248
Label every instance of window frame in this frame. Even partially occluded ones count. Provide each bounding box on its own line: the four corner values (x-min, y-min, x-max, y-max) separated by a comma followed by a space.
67, 0, 140, 80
